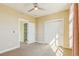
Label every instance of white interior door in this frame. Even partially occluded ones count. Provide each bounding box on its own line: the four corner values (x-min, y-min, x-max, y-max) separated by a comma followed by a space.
27, 22, 36, 44
44, 19, 64, 47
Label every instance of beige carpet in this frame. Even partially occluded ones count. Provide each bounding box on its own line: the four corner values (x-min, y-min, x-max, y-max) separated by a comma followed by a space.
0, 42, 56, 56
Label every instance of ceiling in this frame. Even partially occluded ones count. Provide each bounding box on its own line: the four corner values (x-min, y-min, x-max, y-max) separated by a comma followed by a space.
3, 3, 69, 17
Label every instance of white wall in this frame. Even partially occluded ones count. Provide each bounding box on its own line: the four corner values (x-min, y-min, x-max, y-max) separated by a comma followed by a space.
0, 12, 20, 53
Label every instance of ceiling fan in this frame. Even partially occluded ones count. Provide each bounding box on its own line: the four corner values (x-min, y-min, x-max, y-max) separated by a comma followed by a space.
28, 3, 45, 12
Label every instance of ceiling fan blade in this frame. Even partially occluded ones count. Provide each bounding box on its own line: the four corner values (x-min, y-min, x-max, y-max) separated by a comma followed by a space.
28, 8, 34, 12
27, 3, 45, 12
38, 7, 45, 10
33, 3, 38, 7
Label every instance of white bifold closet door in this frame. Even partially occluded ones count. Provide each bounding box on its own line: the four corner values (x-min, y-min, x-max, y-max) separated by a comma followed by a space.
44, 19, 64, 46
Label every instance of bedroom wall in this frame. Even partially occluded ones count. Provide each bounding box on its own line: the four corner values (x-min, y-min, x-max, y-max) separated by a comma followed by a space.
36, 10, 69, 48
0, 4, 36, 53
0, 12, 20, 53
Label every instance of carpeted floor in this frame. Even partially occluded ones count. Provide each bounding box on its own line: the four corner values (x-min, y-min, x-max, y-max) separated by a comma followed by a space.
0, 42, 56, 56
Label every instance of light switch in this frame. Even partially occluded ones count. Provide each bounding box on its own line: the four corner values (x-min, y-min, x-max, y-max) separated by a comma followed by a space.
13, 30, 15, 33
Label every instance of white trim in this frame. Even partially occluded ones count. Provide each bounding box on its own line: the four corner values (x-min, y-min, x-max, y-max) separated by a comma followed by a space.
27, 41, 36, 44
0, 46, 20, 54
36, 41, 47, 44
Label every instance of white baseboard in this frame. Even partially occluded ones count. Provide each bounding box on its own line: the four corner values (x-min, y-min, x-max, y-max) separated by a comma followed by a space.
35, 41, 48, 44
27, 41, 36, 44
0, 45, 20, 54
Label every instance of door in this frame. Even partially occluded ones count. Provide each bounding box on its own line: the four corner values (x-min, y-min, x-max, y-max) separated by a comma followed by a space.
44, 19, 64, 46
27, 22, 35, 44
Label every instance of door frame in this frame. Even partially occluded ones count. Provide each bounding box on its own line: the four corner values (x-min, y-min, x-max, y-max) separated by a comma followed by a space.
18, 18, 36, 44
18, 18, 29, 43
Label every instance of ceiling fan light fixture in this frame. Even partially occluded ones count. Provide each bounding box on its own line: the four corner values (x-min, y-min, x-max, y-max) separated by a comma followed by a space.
28, 3, 45, 12
34, 7, 38, 10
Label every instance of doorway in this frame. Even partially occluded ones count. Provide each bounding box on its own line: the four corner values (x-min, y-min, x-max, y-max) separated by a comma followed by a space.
19, 18, 35, 44
24, 23, 28, 43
